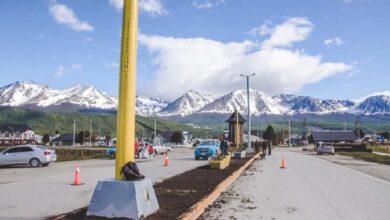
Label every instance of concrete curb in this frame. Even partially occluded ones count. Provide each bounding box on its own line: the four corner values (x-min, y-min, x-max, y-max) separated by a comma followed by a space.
178, 153, 260, 220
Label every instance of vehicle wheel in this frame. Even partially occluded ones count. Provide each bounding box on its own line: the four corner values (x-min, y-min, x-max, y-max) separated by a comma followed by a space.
195, 157, 200, 160
110, 152, 116, 159
30, 158, 41, 168
42, 163, 50, 167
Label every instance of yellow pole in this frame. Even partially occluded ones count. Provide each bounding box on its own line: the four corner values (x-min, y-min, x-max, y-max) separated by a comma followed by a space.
116, 0, 139, 180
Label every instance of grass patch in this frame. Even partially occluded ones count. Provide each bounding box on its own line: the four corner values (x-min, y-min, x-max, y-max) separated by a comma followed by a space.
51, 148, 109, 161
338, 151, 390, 165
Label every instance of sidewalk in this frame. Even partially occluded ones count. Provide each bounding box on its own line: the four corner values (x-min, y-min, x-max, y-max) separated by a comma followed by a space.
200, 149, 390, 220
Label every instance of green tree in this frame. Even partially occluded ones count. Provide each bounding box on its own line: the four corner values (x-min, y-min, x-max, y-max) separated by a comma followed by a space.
42, 134, 50, 144
76, 131, 85, 144
170, 131, 183, 144
263, 125, 276, 143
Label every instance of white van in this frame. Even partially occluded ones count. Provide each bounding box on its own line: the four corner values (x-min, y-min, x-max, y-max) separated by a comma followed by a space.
315, 142, 335, 155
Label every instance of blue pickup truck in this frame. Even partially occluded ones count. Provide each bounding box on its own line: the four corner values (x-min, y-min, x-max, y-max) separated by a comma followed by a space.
194, 140, 220, 160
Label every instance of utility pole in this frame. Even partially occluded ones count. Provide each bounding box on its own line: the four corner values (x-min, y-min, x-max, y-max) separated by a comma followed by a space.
344, 119, 347, 131
73, 120, 76, 147
8, 127, 14, 147
240, 73, 256, 153
154, 118, 157, 145
89, 119, 93, 147
288, 120, 291, 147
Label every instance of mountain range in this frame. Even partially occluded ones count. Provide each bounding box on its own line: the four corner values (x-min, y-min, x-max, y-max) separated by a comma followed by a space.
1, 81, 390, 117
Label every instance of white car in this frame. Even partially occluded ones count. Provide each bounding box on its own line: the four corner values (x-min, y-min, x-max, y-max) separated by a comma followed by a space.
316, 142, 335, 155
153, 144, 172, 155
0, 145, 57, 167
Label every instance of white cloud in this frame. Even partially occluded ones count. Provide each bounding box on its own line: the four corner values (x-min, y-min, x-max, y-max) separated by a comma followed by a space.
248, 21, 272, 37
193, 0, 226, 10
49, 1, 94, 32
109, 0, 167, 16
71, 64, 83, 71
105, 62, 120, 69
138, 17, 353, 100
261, 17, 314, 48
55, 65, 65, 77
324, 37, 345, 47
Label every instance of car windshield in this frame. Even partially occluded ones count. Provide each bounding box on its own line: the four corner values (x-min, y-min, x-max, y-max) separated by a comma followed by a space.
200, 141, 215, 146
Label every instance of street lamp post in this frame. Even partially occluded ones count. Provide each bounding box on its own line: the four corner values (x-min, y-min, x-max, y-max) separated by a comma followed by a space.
240, 73, 256, 153
8, 127, 14, 147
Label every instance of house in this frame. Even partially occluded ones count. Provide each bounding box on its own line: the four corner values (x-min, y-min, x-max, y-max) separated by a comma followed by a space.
153, 133, 171, 145
312, 131, 357, 143
0, 124, 37, 146
51, 134, 75, 146
181, 131, 193, 145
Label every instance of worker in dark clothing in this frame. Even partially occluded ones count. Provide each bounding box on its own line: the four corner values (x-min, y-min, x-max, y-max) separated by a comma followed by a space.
220, 139, 228, 155
262, 141, 267, 156
268, 141, 272, 155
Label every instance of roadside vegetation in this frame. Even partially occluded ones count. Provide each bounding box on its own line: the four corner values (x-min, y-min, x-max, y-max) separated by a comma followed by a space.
338, 151, 390, 165
368, 144, 390, 154
52, 148, 108, 162
0, 107, 217, 138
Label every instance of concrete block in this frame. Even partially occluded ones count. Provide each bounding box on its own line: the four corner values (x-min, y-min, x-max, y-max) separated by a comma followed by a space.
86, 178, 159, 219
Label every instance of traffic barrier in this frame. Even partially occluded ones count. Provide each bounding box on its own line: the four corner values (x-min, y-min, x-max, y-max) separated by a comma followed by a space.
164, 153, 169, 166
280, 157, 286, 169
72, 163, 84, 185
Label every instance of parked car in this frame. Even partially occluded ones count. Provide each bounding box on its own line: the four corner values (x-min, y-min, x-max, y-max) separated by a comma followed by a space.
194, 139, 221, 160
153, 144, 172, 155
316, 142, 335, 155
106, 141, 139, 159
0, 145, 57, 167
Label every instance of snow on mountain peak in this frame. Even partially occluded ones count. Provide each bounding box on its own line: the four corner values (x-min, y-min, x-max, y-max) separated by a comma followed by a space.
158, 90, 215, 116
199, 89, 287, 115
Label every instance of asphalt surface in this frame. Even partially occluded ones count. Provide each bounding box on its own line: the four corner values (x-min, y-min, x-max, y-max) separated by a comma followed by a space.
202, 149, 390, 220
0, 147, 206, 219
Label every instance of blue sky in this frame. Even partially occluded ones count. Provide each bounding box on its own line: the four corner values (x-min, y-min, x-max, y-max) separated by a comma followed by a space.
0, 0, 389, 101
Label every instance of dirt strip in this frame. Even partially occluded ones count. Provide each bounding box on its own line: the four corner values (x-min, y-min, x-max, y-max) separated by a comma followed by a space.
48, 154, 257, 220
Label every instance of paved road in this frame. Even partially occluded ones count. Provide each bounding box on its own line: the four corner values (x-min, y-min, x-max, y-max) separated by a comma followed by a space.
202, 149, 390, 220
0, 147, 206, 219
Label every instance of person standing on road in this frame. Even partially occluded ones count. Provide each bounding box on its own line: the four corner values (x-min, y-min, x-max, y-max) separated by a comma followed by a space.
268, 141, 272, 155
262, 141, 267, 156
220, 139, 228, 155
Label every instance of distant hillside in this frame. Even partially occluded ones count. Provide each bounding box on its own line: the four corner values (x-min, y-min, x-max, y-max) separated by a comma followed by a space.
0, 107, 217, 139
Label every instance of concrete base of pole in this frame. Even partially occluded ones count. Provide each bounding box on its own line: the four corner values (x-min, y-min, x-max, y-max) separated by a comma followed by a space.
246, 148, 254, 154
86, 178, 159, 219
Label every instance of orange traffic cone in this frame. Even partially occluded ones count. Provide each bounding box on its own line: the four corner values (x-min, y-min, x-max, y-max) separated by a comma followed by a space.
164, 153, 169, 166
280, 157, 286, 169
72, 163, 84, 185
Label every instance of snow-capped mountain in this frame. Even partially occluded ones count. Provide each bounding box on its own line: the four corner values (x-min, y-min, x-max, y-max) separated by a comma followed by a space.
2, 81, 390, 116
274, 94, 355, 114
0, 81, 168, 115
0, 81, 117, 110
351, 95, 390, 115
136, 96, 169, 116
0, 81, 50, 106
158, 90, 215, 116
199, 90, 287, 115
